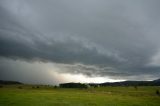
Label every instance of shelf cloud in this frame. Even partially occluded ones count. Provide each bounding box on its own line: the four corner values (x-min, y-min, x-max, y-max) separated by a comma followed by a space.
0, 0, 160, 84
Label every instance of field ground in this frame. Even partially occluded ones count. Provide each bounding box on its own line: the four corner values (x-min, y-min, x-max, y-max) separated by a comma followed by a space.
0, 85, 160, 106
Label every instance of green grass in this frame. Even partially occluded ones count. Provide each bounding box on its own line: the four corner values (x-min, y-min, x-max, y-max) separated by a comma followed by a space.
0, 85, 160, 106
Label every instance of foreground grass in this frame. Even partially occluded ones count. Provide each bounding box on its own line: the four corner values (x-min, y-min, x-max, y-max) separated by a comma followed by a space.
0, 85, 160, 106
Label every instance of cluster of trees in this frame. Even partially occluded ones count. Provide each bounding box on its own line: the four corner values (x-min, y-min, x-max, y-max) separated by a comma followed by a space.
59, 83, 101, 88
59, 83, 90, 89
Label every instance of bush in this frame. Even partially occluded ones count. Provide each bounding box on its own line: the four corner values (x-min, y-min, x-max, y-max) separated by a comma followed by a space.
54, 86, 58, 88
0, 85, 3, 88
134, 86, 138, 90
156, 90, 160, 95
18, 86, 22, 89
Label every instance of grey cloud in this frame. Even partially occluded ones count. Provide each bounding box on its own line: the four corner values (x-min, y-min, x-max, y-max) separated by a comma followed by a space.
57, 63, 131, 77
0, 27, 120, 66
0, 0, 160, 81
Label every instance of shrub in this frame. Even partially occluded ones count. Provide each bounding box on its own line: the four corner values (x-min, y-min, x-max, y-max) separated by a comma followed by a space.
134, 86, 138, 90
156, 90, 160, 95
54, 86, 58, 88
18, 86, 22, 89
0, 85, 3, 88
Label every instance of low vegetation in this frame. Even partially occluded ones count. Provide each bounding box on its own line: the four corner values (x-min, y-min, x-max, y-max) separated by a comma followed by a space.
0, 84, 160, 106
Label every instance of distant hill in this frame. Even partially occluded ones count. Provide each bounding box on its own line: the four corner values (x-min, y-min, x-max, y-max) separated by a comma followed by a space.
0, 80, 22, 85
1, 78, 160, 86
153, 79, 160, 82
59, 79, 160, 88
100, 79, 160, 86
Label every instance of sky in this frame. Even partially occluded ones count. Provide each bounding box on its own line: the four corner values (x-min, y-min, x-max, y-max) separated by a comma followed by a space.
0, 0, 160, 85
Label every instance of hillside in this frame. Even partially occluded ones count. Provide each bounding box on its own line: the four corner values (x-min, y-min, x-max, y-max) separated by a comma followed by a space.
0, 80, 22, 85
100, 79, 160, 86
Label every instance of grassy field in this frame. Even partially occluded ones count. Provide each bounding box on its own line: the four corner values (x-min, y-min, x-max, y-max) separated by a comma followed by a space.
0, 85, 160, 106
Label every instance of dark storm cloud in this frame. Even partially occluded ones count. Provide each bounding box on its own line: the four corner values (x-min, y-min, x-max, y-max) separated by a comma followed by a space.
0, 23, 120, 66
0, 0, 160, 80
